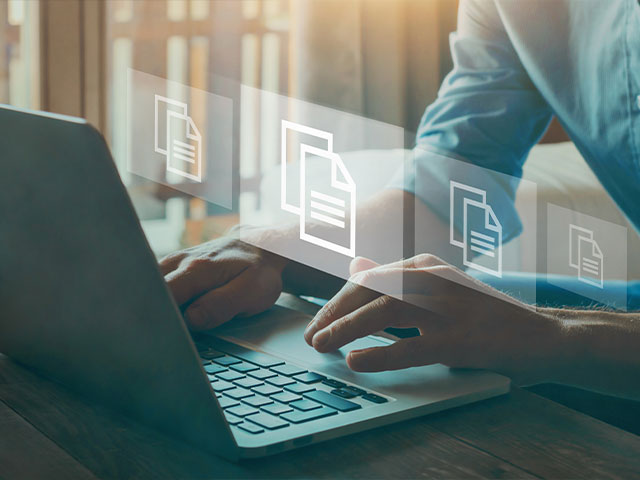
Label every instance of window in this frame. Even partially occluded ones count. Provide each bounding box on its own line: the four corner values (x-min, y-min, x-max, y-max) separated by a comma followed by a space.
105, 0, 290, 256
0, 0, 40, 108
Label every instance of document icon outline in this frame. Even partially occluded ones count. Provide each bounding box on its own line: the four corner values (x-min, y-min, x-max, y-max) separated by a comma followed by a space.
281, 120, 356, 257
449, 181, 503, 278
569, 224, 604, 288
154, 94, 203, 183
280, 120, 333, 215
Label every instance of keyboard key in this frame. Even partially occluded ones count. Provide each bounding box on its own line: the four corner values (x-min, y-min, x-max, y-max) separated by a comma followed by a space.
252, 384, 282, 396
214, 356, 242, 366
211, 380, 235, 392
216, 371, 245, 382
362, 393, 388, 404
246, 412, 289, 430
201, 349, 225, 359
271, 391, 302, 404
225, 388, 254, 400
304, 390, 362, 412
266, 375, 295, 387
341, 386, 367, 396
231, 349, 284, 368
237, 422, 264, 434
230, 362, 259, 373
217, 396, 239, 409
248, 368, 277, 380
322, 379, 346, 389
233, 377, 263, 389
204, 363, 228, 375
281, 406, 337, 424
224, 412, 243, 425
201, 358, 211, 365
242, 394, 273, 408
290, 399, 322, 412
284, 383, 315, 395
293, 372, 326, 384
261, 403, 293, 415
227, 404, 260, 417
331, 388, 357, 399
272, 364, 307, 377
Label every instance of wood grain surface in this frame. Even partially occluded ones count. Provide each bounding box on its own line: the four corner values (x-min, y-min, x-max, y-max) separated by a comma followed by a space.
0, 293, 638, 479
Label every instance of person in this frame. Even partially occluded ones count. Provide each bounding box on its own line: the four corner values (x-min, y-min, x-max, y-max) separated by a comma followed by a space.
160, 0, 640, 401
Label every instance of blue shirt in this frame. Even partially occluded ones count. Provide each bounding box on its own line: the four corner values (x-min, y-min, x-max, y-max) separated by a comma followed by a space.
394, 0, 640, 242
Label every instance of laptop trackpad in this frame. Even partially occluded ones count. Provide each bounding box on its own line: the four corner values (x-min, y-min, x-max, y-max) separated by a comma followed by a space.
213, 305, 390, 372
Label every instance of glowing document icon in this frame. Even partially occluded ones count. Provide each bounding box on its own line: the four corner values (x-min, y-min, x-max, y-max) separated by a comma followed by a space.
450, 181, 502, 277
281, 120, 356, 257
569, 224, 604, 288
154, 95, 203, 183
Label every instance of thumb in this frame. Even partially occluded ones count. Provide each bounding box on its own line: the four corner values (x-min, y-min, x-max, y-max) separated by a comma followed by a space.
349, 256, 380, 276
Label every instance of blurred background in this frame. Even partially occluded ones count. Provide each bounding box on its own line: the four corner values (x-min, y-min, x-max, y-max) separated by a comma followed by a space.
0, 0, 458, 256
3, 0, 635, 282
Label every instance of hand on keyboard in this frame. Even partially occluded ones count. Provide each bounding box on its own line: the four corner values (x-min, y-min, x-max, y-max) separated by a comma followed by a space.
303, 254, 562, 385
159, 235, 287, 330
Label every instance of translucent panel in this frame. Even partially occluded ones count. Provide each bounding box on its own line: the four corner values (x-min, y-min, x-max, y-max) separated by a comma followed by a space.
547, 204, 628, 310
238, 85, 406, 295
126, 69, 234, 209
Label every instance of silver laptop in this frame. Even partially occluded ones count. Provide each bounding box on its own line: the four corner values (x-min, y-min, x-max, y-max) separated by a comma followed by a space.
0, 105, 510, 461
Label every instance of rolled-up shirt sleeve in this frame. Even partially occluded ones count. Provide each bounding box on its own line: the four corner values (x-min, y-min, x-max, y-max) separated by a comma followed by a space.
390, 0, 552, 243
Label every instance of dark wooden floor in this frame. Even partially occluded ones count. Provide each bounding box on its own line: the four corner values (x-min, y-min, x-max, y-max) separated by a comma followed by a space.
1, 351, 640, 480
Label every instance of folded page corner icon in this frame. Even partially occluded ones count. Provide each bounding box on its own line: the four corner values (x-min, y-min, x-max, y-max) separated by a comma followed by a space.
280, 121, 356, 257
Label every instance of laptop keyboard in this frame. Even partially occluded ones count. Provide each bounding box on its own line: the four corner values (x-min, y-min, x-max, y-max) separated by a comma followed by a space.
198, 342, 390, 435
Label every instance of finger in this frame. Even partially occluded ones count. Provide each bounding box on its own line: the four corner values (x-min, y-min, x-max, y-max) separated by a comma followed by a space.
312, 295, 437, 352
304, 255, 451, 345
184, 265, 282, 330
165, 257, 248, 306
349, 256, 379, 276
364, 254, 447, 273
346, 336, 442, 372
159, 251, 187, 275
304, 278, 382, 345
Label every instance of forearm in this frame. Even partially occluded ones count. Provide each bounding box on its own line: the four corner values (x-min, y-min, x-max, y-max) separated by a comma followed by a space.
544, 308, 640, 400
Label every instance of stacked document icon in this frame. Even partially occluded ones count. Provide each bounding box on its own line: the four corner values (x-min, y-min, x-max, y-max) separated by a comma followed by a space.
569, 224, 604, 288
449, 181, 503, 277
281, 120, 356, 257
154, 95, 203, 183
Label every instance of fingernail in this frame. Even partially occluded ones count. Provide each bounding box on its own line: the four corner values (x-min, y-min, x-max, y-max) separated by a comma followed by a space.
312, 329, 330, 349
304, 321, 314, 338
347, 350, 364, 369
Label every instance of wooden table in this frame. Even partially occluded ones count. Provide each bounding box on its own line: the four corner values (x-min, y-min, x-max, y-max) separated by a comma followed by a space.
2, 298, 640, 479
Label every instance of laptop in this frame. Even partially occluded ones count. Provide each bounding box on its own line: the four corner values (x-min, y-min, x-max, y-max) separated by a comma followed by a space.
0, 105, 510, 461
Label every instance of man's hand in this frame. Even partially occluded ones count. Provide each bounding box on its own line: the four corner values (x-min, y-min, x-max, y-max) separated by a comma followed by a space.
304, 254, 563, 385
160, 236, 288, 330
